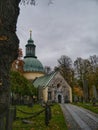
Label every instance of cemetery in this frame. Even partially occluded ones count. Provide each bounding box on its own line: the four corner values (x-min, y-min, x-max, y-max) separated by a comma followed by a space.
0, 0, 98, 130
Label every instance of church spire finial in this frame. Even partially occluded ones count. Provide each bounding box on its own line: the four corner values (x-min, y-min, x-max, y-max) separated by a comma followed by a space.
30, 30, 32, 39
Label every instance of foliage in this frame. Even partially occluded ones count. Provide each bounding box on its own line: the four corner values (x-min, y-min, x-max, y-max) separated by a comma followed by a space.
13, 104, 68, 130
74, 56, 98, 101
73, 86, 83, 97
11, 48, 24, 73
20, 0, 53, 5
20, 0, 36, 5
10, 71, 36, 96
74, 58, 91, 83
57, 55, 74, 86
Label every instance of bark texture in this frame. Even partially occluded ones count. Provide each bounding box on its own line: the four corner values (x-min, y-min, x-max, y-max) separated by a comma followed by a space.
0, 0, 20, 106
0, 1, 21, 129
0, 1, 22, 129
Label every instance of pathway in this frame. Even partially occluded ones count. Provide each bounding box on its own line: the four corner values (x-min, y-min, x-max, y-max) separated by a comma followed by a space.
60, 104, 98, 130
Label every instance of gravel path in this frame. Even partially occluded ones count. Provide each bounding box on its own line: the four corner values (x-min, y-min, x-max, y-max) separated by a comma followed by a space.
60, 104, 98, 130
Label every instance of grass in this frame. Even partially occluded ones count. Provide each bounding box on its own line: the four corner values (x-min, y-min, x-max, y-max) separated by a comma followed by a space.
12, 103, 68, 130
73, 102, 98, 114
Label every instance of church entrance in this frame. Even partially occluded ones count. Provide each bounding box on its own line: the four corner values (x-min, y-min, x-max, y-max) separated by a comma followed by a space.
58, 95, 62, 103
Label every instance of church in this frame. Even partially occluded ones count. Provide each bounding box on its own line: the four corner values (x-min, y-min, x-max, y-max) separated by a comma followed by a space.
23, 31, 45, 80
23, 31, 72, 103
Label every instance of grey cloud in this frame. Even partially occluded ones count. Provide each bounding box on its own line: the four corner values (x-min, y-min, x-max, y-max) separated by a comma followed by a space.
17, 0, 98, 68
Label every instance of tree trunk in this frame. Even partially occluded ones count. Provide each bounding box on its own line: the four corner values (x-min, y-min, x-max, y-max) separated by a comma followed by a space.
0, 0, 21, 129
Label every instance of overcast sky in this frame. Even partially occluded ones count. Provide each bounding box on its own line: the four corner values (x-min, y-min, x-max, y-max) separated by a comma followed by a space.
16, 0, 98, 69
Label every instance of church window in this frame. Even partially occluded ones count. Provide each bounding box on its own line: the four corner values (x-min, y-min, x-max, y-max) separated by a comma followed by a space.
48, 92, 51, 100
57, 83, 60, 88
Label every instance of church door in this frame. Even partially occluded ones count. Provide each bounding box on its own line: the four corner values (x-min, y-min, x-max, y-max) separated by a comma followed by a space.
58, 95, 62, 103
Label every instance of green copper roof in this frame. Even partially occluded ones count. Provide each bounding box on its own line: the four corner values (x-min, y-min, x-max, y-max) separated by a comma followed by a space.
27, 38, 34, 44
33, 72, 57, 88
23, 57, 44, 72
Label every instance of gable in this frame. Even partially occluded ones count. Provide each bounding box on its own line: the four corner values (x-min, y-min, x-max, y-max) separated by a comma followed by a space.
48, 71, 71, 89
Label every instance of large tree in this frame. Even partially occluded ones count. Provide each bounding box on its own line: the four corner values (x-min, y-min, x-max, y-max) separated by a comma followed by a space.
0, 0, 36, 129
74, 56, 98, 102
0, 0, 37, 102
74, 58, 90, 101
58, 55, 73, 86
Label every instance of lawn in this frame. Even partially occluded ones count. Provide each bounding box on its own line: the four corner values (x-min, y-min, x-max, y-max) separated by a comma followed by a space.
73, 102, 98, 114
12, 103, 68, 130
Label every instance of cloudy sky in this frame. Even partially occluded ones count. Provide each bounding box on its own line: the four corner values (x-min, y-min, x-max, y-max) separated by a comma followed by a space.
16, 0, 98, 69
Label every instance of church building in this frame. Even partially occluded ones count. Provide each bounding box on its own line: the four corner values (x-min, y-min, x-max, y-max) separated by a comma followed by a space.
23, 31, 45, 80
22, 31, 72, 103
33, 71, 72, 103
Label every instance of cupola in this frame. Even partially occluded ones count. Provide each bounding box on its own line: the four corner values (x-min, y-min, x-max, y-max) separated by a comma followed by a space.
24, 31, 37, 58
23, 31, 44, 73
